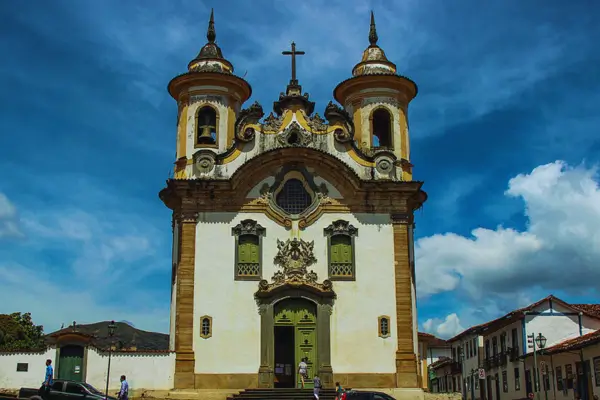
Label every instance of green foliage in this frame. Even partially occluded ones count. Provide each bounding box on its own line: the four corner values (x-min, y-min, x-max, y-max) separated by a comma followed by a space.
0, 312, 45, 352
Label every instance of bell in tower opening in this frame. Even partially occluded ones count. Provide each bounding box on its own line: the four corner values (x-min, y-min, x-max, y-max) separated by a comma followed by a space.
196, 106, 217, 145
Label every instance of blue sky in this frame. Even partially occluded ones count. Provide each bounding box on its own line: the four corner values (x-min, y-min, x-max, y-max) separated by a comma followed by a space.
1, 0, 599, 337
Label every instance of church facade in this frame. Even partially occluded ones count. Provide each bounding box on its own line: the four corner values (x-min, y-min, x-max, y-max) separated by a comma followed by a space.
159, 10, 427, 395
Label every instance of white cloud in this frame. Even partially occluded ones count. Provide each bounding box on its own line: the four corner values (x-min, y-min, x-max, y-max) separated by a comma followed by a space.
0, 192, 22, 238
416, 161, 600, 300
422, 313, 464, 339
0, 179, 171, 333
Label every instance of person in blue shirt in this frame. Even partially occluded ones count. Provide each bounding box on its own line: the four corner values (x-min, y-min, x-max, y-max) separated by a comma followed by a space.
117, 375, 129, 400
41, 359, 53, 399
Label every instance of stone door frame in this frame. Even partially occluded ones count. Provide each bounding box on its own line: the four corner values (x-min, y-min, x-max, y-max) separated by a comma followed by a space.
256, 286, 335, 388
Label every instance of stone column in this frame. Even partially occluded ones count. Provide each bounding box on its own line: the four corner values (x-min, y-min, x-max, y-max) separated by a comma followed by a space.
258, 304, 274, 388
391, 213, 418, 388
174, 210, 197, 389
317, 303, 334, 387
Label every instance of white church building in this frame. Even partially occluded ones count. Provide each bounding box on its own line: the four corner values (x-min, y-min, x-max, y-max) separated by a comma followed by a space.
1, 10, 430, 400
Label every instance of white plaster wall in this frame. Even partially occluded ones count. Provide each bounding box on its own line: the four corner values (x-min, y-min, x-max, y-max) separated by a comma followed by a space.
194, 211, 402, 375
85, 349, 175, 391
426, 347, 451, 365
304, 213, 397, 374
525, 313, 595, 351
0, 349, 55, 390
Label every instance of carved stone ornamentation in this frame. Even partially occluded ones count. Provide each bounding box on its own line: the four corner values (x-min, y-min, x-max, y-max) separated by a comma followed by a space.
333, 128, 352, 143
324, 101, 354, 143
190, 94, 226, 107
231, 219, 266, 237
374, 150, 398, 180
235, 101, 264, 142
277, 122, 313, 147
361, 97, 400, 108
255, 238, 333, 295
192, 150, 217, 174
306, 113, 328, 132
261, 112, 284, 133
324, 220, 358, 237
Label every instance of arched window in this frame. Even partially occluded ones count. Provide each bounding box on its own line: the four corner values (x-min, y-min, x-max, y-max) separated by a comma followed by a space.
378, 316, 391, 338
372, 108, 393, 149
232, 220, 265, 280
200, 315, 212, 339
275, 179, 312, 215
196, 106, 217, 145
324, 220, 358, 280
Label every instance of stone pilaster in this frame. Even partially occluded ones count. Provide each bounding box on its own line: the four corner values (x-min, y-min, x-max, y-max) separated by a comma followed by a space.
391, 213, 418, 388
317, 304, 334, 387
174, 210, 197, 389
258, 304, 274, 388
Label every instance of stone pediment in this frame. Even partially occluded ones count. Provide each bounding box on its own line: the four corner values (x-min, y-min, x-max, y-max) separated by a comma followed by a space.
256, 238, 333, 297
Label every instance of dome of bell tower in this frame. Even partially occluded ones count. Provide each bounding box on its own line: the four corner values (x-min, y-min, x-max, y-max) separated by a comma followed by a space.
187, 9, 234, 74
351, 11, 397, 77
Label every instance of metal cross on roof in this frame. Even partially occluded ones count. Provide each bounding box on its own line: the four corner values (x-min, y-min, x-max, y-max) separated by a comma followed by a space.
282, 42, 305, 85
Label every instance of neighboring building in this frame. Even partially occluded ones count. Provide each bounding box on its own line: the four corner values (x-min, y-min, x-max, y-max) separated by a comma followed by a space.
429, 357, 460, 394
443, 296, 600, 400
0, 322, 174, 392
160, 9, 426, 397
523, 328, 600, 400
417, 332, 451, 392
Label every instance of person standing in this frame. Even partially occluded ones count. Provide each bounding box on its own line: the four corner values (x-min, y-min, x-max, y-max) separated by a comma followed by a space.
117, 375, 129, 400
313, 374, 322, 400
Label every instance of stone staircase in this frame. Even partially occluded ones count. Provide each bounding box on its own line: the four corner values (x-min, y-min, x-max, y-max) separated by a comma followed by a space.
226, 388, 339, 400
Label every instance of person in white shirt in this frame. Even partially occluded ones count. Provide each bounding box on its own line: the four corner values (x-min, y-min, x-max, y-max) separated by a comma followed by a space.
298, 357, 308, 388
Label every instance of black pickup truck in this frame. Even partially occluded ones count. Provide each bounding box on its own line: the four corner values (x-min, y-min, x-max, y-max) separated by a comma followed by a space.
18, 380, 117, 400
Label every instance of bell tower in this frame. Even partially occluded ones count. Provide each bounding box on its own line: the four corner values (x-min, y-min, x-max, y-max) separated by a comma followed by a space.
168, 9, 252, 179
333, 12, 417, 180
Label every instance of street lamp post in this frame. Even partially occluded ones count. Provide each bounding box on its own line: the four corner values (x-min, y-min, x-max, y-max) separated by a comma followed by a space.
535, 334, 548, 400
527, 332, 547, 400
104, 321, 117, 400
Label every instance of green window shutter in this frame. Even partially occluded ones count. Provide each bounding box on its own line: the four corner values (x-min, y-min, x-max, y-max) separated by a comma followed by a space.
331, 235, 352, 263
238, 235, 259, 264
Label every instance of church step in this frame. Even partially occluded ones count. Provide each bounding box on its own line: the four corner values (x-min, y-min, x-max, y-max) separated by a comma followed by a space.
227, 388, 338, 400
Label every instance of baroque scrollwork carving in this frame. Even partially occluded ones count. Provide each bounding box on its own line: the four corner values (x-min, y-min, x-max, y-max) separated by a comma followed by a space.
256, 238, 333, 295
324, 220, 358, 237
277, 122, 313, 147
261, 112, 284, 133
324, 101, 354, 143
192, 149, 217, 174
231, 219, 266, 237
235, 101, 264, 142
306, 113, 327, 132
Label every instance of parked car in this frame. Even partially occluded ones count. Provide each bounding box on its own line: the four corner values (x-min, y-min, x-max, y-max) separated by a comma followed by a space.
345, 391, 397, 400
18, 380, 117, 400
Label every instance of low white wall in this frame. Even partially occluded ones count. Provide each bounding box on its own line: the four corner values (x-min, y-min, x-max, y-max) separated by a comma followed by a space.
0, 349, 56, 390
85, 348, 175, 391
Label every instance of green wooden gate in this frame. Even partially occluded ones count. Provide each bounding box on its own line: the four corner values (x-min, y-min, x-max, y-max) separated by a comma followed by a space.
274, 299, 317, 388
58, 345, 84, 382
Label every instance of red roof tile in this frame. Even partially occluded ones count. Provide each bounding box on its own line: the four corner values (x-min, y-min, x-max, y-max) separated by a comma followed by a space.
535, 330, 600, 355
571, 304, 600, 318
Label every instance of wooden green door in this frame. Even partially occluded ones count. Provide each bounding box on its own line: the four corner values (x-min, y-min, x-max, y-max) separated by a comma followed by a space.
274, 299, 317, 388
58, 345, 84, 382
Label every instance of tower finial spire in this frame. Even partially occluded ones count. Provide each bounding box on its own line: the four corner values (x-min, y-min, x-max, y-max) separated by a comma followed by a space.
207, 8, 216, 43
369, 11, 378, 46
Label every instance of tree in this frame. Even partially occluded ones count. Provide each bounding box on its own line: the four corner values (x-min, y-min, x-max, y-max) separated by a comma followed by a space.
0, 312, 45, 351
